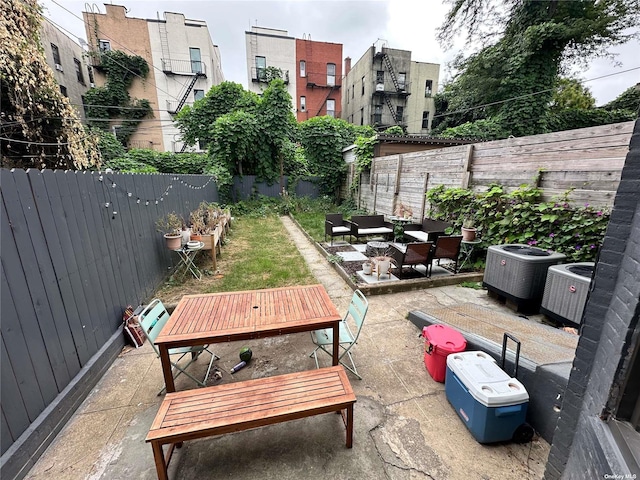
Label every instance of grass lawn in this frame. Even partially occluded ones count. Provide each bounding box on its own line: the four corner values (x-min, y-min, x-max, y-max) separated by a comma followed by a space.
154, 216, 316, 305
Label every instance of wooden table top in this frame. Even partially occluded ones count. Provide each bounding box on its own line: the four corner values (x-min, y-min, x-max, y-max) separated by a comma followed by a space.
155, 284, 341, 347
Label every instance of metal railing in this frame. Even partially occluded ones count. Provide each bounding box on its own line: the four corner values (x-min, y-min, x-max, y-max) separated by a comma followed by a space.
161, 59, 207, 76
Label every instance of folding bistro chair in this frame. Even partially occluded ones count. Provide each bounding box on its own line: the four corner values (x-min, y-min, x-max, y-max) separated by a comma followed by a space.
309, 290, 369, 379
138, 299, 218, 395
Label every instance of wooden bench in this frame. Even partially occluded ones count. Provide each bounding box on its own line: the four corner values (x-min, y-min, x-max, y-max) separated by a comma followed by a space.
145, 365, 356, 480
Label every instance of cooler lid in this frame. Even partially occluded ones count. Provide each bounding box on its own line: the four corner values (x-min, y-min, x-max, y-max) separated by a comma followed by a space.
447, 351, 529, 407
423, 324, 466, 354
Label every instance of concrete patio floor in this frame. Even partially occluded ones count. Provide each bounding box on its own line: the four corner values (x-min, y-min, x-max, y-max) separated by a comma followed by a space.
25, 216, 555, 480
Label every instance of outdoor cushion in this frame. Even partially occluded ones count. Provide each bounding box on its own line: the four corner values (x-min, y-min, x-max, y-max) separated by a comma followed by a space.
405, 230, 430, 242
358, 227, 393, 235
332, 226, 351, 234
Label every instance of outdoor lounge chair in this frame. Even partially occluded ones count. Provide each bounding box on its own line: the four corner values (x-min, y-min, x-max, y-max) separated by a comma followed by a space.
428, 235, 463, 276
388, 242, 433, 279
325, 213, 352, 245
138, 298, 218, 395
309, 289, 368, 379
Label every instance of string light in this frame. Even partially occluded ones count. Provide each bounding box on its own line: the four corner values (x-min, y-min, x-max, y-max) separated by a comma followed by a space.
96, 171, 216, 211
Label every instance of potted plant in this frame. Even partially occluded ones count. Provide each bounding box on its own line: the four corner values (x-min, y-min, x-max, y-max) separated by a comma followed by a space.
190, 202, 224, 246
362, 261, 372, 275
461, 217, 477, 242
156, 212, 184, 250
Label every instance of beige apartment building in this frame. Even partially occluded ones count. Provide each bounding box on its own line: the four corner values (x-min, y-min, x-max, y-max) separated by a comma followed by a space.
83, 4, 224, 152
342, 42, 439, 134
40, 18, 93, 121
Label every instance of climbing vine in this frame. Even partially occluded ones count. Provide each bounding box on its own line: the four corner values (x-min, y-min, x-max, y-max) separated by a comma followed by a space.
84, 50, 152, 145
1, 0, 99, 169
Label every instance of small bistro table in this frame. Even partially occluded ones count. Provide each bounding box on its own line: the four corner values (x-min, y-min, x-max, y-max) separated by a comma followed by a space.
459, 238, 482, 271
171, 241, 204, 280
154, 284, 342, 393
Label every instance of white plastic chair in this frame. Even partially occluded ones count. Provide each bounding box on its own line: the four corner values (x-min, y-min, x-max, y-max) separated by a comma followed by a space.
309, 290, 369, 379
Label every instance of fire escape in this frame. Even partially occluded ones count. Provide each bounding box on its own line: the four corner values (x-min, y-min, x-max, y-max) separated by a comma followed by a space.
158, 22, 207, 151
372, 49, 410, 129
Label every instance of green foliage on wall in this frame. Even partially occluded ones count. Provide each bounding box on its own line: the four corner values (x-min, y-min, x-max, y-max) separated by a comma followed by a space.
84, 50, 153, 145
427, 184, 610, 262
298, 116, 361, 198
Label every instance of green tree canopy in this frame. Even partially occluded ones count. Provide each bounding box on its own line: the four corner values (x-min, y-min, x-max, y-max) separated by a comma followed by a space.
433, 0, 640, 138
298, 116, 363, 198
175, 81, 259, 146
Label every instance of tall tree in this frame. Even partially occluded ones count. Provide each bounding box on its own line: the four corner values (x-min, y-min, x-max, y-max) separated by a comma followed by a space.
435, 0, 639, 137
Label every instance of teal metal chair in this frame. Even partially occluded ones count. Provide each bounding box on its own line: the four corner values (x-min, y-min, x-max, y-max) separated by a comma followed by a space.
138, 299, 218, 395
309, 290, 369, 379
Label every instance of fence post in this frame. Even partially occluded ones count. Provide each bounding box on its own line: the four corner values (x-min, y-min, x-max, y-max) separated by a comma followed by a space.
420, 173, 430, 219
462, 144, 474, 189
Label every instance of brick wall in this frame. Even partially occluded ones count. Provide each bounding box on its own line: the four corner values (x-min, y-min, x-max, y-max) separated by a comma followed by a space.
295, 39, 342, 121
544, 119, 640, 478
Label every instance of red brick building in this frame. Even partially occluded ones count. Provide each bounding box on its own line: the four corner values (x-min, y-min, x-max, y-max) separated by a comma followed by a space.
295, 38, 342, 121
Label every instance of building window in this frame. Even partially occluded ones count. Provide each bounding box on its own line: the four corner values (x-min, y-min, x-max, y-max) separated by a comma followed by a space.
74, 58, 85, 84
300, 60, 306, 77
326, 99, 335, 117
376, 70, 384, 87
255, 55, 266, 81
51, 43, 61, 66
352, 85, 355, 98
327, 63, 336, 86
398, 72, 406, 91
98, 39, 111, 52
190, 48, 202, 73
59, 85, 67, 97
396, 106, 404, 123
425, 79, 433, 97
360, 108, 364, 125
373, 105, 382, 124
194, 89, 204, 101
88, 66, 95, 86
422, 111, 430, 129
361, 76, 365, 95
300, 96, 306, 112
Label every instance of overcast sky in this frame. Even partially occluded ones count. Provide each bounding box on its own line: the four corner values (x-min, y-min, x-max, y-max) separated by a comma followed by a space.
40, 0, 639, 106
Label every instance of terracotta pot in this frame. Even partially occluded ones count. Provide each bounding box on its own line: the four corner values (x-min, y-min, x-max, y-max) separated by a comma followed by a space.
461, 227, 477, 242
164, 233, 181, 250
190, 233, 202, 242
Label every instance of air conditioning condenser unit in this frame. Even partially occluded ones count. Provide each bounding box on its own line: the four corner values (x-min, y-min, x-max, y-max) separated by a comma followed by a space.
483, 244, 566, 313
540, 262, 594, 325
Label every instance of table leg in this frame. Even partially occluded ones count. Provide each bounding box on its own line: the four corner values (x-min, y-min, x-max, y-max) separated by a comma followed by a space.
159, 346, 175, 393
332, 320, 340, 366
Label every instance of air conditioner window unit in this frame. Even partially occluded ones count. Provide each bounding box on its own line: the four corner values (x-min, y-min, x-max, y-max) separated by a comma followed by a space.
483, 244, 566, 313
540, 262, 594, 325
55, 63, 63, 71
376, 83, 384, 92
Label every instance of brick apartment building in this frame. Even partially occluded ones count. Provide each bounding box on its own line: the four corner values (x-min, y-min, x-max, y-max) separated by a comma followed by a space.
245, 26, 342, 120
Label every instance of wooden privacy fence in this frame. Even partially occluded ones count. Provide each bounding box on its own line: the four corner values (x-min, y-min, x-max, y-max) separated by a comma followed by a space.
0, 169, 218, 478
347, 121, 634, 218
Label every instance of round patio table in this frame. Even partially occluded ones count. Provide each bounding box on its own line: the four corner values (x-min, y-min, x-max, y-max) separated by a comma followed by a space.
366, 241, 389, 258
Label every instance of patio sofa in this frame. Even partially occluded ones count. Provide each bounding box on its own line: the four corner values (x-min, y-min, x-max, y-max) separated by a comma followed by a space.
403, 218, 453, 243
349, 215, 394, 242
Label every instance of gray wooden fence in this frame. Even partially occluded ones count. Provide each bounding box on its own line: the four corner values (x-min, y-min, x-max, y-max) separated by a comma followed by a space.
0, 169, 218, 479
347, 121, 635, 218
231, 176, 320, 201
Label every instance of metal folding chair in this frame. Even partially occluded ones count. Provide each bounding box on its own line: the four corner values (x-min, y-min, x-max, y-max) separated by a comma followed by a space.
137, 299, 218, 395
309, 290, 369, 379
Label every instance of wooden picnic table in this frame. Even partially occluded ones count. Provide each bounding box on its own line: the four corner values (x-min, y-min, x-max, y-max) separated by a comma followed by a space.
155, 284, 342, 393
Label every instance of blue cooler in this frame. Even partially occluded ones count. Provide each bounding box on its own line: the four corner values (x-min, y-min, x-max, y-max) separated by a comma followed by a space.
445, 351, 529, 443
